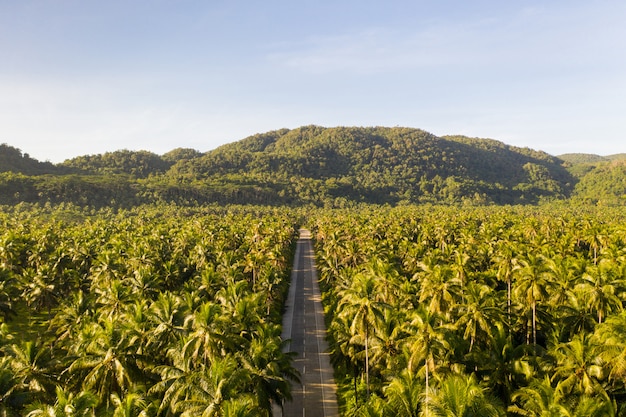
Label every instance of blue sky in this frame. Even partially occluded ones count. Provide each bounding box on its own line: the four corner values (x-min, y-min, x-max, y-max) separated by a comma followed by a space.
2, 0, 625, 162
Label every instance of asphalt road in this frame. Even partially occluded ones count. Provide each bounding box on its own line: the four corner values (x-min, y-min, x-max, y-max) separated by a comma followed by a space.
274, 229, 339, 417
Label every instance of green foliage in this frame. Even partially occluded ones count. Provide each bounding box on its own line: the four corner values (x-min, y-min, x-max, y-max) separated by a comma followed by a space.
0, 203, 299, 415
312, 204, 626, 415
0, 144, 58, 175
60, 150, 172, 178
0, 126, 595, 207
569, 161, 626, 206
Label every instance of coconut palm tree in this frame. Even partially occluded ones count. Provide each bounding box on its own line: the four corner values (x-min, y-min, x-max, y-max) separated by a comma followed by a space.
143, 291, 186, 358
338, 270, 389, 397
182, 301, 227, 368
508, 376, 568, 417
235, 323, 298, 413
551, 333, 605, 397
64, 318, 142, 408
453, 281, 502, 354
0, 357, 27, 417
109, 392, 150, 417
405, 306, 451, 408
25, 386, 98, 417
508, 376, 615, 417
476, 325, 533, 406
159, 355, 246, 417
383, 369, 423, 417
3, 340, 54, 403
423, 373, 505, 417
0, 271, 16, 322
414, 257, 460, 321
512, 252, 553, 351
577, 259, 624, 324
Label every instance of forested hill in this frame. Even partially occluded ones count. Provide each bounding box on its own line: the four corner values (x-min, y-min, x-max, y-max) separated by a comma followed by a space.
0, 143, 59, 175
0, 126, 623, 206
165, 126, 575, 205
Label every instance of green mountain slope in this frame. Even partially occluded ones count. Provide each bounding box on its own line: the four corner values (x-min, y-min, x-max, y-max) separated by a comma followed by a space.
170, 126, 574, 205
0, 143, 59, 175
60, 148, 202, 178
3, 126, 624, 207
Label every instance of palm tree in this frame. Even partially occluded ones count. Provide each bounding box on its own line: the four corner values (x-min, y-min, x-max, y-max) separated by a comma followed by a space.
414, 257, 460, 321
508, 376, 570, 417
0, 357, 27, 417
144, 291, 186, 358
3, 340, 54, 403
476, 325, 533, 406
64, 318, 142, 408
160, 355, 246, 417
182, 301, 227, 368
123, 266, 162, 300
512, 252, 553, 351
594, 311, 626, 387
235, 323, 298, 413
508, 376, 615, 417
0, 271, 16, 322
328, 312, 364, 405
25, 386, 98, 417
405, 306, 451, 408
20, 267, 59, 317
93, 279, 132, 320
493, 240, 516, 330
49, 290, 94, 345
551, 333, 605, 397
453, 281, 502, 354
554, 289, 597, 342
338, 269, 388, 397
383, 369, 423, 417
109, 392, 150, 417
368, 309, 409, 374
577, 259, 624, 324
423, 373, 505, 417
220, 396, 259, 417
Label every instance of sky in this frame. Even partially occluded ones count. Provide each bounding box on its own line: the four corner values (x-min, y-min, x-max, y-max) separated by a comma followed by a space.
1, 0, 626, 163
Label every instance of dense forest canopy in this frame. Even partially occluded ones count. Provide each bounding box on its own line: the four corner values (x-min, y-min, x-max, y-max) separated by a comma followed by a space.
1, 125, 625, 207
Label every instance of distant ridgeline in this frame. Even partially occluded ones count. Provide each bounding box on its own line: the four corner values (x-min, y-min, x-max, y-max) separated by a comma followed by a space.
1, 126, 625, 207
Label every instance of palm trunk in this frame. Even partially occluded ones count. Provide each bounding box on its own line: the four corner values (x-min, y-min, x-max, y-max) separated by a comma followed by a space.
424, 359, 430, 416
354, 363, 358, 405
532, 300, 537, 355
507, 277, 511, 324
365, 323, 370, 398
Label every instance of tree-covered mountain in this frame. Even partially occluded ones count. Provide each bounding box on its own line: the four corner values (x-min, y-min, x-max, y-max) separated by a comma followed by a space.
0, 143, 59, 175
60, 148, 202, 178
166, 126, 575, 205
0, 127, 623, 207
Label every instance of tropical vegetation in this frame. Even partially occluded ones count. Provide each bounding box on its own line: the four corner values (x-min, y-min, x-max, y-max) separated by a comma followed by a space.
2, 125, 626, 415
312, 204, 626, 416
0, 203, 299, 416
2, 126, 625, 207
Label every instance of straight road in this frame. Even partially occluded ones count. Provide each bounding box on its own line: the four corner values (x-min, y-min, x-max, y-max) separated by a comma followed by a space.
274, 229, 339, 417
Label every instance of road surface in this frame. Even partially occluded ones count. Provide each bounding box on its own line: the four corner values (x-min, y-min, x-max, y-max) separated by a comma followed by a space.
274, 229, 339, 417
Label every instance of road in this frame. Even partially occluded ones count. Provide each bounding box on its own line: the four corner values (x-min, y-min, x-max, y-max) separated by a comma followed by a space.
274, 229, 339, 417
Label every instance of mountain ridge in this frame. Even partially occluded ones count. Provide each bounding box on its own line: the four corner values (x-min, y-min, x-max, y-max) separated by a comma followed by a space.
1, 126, 624, 206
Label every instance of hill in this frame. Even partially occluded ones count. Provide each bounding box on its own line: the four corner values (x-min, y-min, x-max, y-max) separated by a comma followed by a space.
167, 126, 574, 205
2, 126, 625, 207
0, 143, 59, 175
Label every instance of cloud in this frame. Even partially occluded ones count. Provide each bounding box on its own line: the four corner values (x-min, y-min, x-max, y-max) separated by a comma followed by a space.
267, 26, 466, 75
267, 1, 626, 80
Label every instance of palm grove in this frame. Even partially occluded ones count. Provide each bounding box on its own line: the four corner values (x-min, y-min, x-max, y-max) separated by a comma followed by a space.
0, 205, 299, 416
313, 205, 626, 416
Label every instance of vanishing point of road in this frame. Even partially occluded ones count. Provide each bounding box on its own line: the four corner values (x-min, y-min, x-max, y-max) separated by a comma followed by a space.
274, 229, 339, 417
